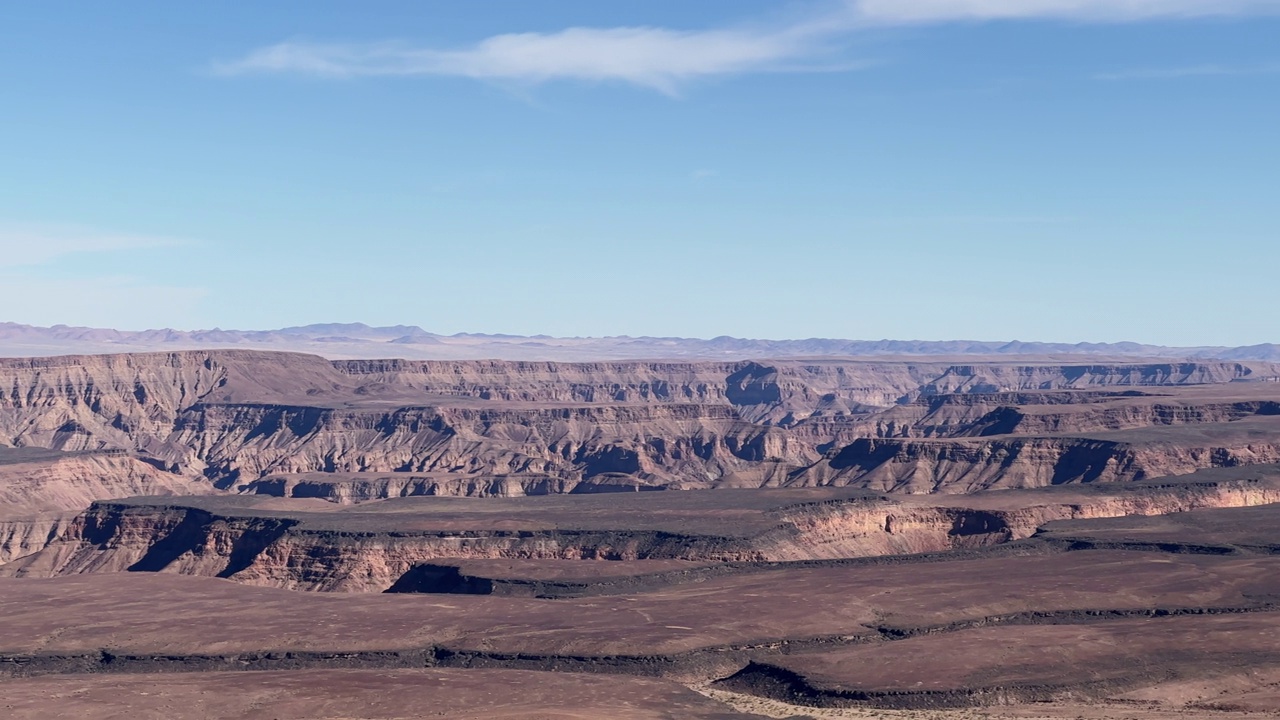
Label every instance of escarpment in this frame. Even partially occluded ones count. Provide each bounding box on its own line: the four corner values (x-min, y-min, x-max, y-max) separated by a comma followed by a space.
0, 449, 208, 513
167, 402, 811, 488
12, 470, 1278, 591
0, 447, 213, 564
0, 514, 75, 566
799, 410, 1280, 493
1, 350, 1278, 500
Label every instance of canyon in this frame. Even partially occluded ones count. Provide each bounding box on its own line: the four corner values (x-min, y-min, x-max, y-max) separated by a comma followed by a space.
3, 350, 1279, 494
5, 349, 1280, 717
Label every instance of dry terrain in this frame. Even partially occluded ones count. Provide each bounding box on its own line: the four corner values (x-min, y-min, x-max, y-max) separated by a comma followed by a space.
3, 350, 1280, 717
0, 669, 757, 719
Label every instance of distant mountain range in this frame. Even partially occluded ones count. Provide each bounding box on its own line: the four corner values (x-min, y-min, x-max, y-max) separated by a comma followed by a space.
1, 322, 1277, 362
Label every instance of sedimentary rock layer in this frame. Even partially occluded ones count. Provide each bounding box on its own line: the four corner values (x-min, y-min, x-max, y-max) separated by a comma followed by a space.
0, 448, 211, 564
3, 350, 1278, 498
12, 470, 1278, 592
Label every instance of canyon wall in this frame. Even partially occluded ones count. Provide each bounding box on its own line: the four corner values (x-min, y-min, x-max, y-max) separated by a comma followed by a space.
10, 474, 1277, 591
1, 351, 1279, 535
0, 450, 212, 563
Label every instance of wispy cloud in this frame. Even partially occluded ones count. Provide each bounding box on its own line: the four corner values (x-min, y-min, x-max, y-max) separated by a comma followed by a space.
1096, 62, 1280, 80
859, 213, 1080, 226
213, 0, 1280, 92
0, 223, 190, 268
213, 22, 846, 95
852, 0, 1280, 23
0, 276, 208, 328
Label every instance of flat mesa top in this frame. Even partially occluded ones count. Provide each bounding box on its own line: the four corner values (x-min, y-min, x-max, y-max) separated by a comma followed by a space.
1040, 502, 1280, 548
106, 486, 883, 535
0, 447, 110, 466
100, 464, 1280, 535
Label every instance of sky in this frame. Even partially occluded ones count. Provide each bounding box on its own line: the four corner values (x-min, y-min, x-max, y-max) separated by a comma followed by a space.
1, 0, 1277, 346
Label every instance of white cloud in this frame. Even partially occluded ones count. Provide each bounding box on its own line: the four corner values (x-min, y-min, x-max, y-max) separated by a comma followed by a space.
0, 223, 190, 268
852, 0, 1280, 23
214, 0, 1280, 91
214, 24, 833, 94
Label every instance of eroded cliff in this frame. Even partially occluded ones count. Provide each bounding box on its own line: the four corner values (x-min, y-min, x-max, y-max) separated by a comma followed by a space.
12, 471, 1278, 591
3, 351, 1278, 500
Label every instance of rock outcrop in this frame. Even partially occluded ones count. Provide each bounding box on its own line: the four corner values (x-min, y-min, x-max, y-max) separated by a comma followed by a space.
12, 471, 1277, 591
0, 448, 212, 564
2, 351, 1278, 498
796, 424, 1280, 493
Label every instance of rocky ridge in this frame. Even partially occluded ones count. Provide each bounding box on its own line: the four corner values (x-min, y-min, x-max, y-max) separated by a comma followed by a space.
2, 351, 1278, 500
10, 469, 1278, 592
0, 447, 210, 564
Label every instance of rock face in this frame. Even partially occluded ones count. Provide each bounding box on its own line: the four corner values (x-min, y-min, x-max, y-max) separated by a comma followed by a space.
0, 448, 212, 564
2, 351, 1279, 500
795, 428, 1280, 493
11, 472, 1278, 591
0, 515, 73, 567
0, 449, 206, 514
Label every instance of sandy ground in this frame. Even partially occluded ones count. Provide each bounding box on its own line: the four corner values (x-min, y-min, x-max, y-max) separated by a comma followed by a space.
0, 669, 757, 720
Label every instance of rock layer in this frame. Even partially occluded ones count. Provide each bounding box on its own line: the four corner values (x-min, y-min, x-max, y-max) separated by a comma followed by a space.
0, 448, 212, 563
3, 351, 1278, 498
12, 471, 1278, 592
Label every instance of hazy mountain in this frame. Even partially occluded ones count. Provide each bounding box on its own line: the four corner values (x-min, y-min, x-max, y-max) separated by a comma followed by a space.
0, 322, 1272, 361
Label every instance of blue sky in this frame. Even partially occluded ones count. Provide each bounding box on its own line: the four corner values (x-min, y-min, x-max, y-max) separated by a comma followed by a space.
1, 0, 1277, 345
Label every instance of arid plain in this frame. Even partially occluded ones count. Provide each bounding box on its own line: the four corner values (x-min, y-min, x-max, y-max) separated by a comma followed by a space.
4, 348, 1280, 717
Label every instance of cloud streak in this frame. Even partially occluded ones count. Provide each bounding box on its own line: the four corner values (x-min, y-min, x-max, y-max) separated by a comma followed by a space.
214, 24, 836, 94
1095, 62, 1280, 80
852, 0, 1280, 23
214, 0, 1280, 91
0, 223, 190, 268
